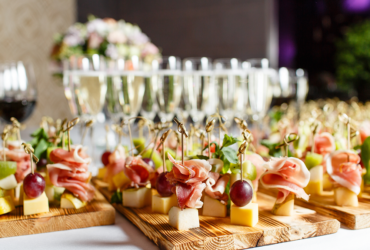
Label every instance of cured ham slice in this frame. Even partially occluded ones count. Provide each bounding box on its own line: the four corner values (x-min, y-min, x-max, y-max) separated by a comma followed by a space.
245, 153, 266, 191
261, 157, 310, 203
360, 120, 370, 144
166, 154, 211, 185
174, 182, 206, 209
103, 145, 126, 183
48, 145, 95, 202
205, 172, 229, 204
326, 150, 362, 195
124, 156, 153, 186
0, 148, 31, 183
314, 132, 335, 157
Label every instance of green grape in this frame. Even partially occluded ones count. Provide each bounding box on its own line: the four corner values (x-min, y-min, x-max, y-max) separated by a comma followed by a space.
230, 161, 257, 180
0, 161, 17, 180
305, 152, 323, 170
132, 137, 146, 154
141, 149, 163, 169
165, 148, 176, 159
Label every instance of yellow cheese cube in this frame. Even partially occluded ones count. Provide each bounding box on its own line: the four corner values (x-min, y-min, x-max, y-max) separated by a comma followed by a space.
108, 180, 116, 192
0, 196, 15, 215
45, 170, 52, 186
23, 192, 49, 216
323, 173, 333, 190
168, 206, 199, 230
61, 193, 86, 209
230, 203, 259, 227
304, 181, 322, 195
45, 185, 55, 202
14, 183, 23, 206
97, 168, 107, 180
272, 193, 295, 216
112, 171, 130, 189
334, 187, 358, 207
152, 194, 178, 214
122, 187, 151, 208
202, 195, 227, 217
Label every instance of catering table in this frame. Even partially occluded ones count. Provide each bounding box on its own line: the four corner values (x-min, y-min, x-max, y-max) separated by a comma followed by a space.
1, 126, 368, 250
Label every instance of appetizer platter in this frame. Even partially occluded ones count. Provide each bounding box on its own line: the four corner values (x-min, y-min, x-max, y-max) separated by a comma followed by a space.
0, 117, 115, 238
92, 114, 340, 250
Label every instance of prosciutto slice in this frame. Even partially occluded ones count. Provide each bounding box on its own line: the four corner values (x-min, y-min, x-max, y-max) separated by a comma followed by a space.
103, 145, 126, 183
166, 153, 210, 209
47, 145, 95, 202
205, 172, 229, 204
0, 148, 31, 183
314, 132, 335, 157
245, 153, 266, 191
326, 150, 362, 195
166, 154, 211, 184
124, 156, 153, 186
360, 121, 370, 144
261, 157, 310, 203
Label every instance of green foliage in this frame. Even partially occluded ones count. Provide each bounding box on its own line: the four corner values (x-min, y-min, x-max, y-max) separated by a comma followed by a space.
336, 20, 370, 90
260, 139, 293, 157
29, 128, 54, 160
110, 190, 122, 204
361, 137, 370, 184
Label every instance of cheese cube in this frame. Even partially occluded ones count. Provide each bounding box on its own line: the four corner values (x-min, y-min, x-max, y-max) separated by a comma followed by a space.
0, 174, 17, 190
97, 168, 107, 179
0, 196, 15, 215
61, 193, 86, 209
112, 171, 130, 189
168, 206, 199, 230
304, 165, 323, 195
272, 193, 295, 216
45, 185, 55, 202
152, 194, 178, 214
230, 203, 259, 227
23, 192, 49, 216
45, 185, 65, 203
122, 187, 151, 208
202, 195, 227, 217
14, 183, 23, 206
334, 187, 358, 207
45, 170, 52, 186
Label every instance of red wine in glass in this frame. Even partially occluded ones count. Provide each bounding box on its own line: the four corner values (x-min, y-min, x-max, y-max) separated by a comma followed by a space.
0, 98, 36, 123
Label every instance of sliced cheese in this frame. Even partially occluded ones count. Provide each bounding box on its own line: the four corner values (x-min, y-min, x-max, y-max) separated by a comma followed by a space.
0, 174, 17, 190
152, 194, 177, 214
168, 206, 199, 230
23, 192, 49, 216
61, 193, 86, 209
122, 187, 151, 208
230, 203, 259, 227
202, 195, 227, 217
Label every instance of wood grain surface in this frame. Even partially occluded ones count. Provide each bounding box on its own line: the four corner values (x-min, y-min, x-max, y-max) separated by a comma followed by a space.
0, 189, 115, 238
93, 178, 339, 250
259, 188, 370, 230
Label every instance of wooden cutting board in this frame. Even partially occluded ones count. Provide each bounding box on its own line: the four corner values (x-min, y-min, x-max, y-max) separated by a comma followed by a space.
0, 189, 115, 238
259, 188, 370, 230
93, 178, 339, 250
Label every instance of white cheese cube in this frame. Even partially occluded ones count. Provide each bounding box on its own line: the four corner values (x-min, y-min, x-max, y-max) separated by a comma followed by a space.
335, 187, 358, 207
23, 192, 49, 216
0, 174, 17, 190
168, 206, 199, 230
122, 187, 151, 208
202, 195, 227, 217
152, 194, 178, 214
230, 203, 259, 227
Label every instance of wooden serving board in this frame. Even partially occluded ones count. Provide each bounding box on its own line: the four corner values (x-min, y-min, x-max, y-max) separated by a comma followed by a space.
0, 189, 115, 238
92, 178, 339, 250
259, 188, 370, 230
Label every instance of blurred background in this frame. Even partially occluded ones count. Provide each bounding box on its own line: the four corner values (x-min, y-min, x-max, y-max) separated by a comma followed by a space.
1, 0, 370, 125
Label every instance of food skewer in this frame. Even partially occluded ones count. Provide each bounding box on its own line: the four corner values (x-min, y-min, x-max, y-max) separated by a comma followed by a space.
173, 118, 188, 165
157, 129, 172, 173
205, 119, 216, 160
81, 119, 94, 145
63, 118, 79, 152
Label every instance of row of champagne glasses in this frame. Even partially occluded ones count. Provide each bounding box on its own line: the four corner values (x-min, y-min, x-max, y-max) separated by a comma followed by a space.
62, 55, 308, 129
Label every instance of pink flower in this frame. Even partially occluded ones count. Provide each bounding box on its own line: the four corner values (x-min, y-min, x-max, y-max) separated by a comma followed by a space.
107, 30, 127, 44
141, 43, 159, 57
88, 32, 103, 49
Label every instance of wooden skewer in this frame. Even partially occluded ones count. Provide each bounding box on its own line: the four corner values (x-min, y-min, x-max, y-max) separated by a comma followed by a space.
205, 119, 216, 160
22, 143, 39, 175
157, 129, 172, 173
2, 129, 8, 161
63, 118, 80, 152
174, 118, 188, 166
81, 119, 94, 145
275, 133, 299, 157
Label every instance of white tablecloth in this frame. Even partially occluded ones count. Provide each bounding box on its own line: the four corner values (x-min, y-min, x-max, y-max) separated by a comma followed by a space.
1, 127, 369, 249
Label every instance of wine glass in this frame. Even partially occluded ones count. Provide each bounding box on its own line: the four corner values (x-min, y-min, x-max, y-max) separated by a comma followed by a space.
0, 62, 37, 123
295, 68, 309, 112
151, 56, 182, 123
181, 57, 215, 124
213, 58, 247, 126
105, 56, 146, 123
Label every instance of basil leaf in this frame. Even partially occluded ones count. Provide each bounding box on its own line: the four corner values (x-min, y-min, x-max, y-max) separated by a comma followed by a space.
221, 157, 230, 174
31, 128, 42, 137
221, 147, 239, 164
362, 137, 370, 184
194, 155, 209, 160
110, 190, 122, 204
34, 138, 49, 159
222, 134, 239, 148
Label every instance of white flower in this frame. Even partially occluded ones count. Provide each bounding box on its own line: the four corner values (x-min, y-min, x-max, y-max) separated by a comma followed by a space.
116, 44, 129, 58
63, 25, 85, 46
107, 30, 127, 44
105, 44, 119, 59
141, 42, 159, 57
129, 45, 141, 56
88, 32, 104, 49
87, 18, 108, 36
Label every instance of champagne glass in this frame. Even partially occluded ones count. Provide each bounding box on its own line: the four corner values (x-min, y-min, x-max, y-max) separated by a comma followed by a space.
152, 56, 182, 123
181, 57, 215, 124
295, 68, 309, 113
0, 62, 37, 123
213, 58, 247, 126
105, 56, 146, 122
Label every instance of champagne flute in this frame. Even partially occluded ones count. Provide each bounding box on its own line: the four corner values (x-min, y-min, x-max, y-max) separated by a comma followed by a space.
0, 62, 37, 123
213, 58, 247, 127
295, 68, 309, 114
152, 56, 182, 123
181, 57, 215, 124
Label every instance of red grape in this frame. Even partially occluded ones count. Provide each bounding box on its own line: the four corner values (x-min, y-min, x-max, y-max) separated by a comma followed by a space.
37, 158, 48, 167
101, 151, 111, 166
142, 158, 155, 170
156, 172, 174, 197
23, 173, 45, 199
230, 180, 253, 207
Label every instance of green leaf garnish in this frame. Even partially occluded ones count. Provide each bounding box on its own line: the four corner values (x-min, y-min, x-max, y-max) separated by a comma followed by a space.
110, 190, 122, 204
